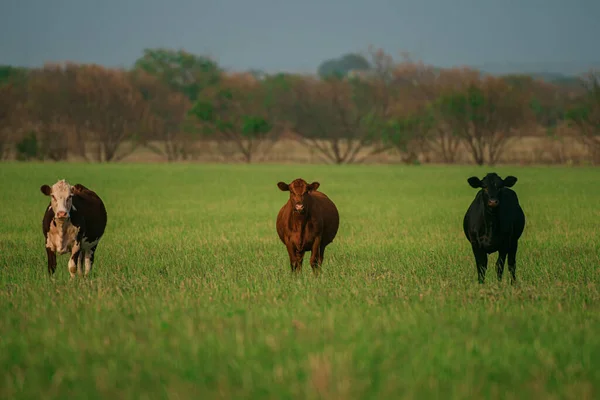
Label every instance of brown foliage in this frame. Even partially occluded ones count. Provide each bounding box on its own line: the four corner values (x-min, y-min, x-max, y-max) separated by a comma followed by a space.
3, 47, 599, 165
284, 73, 392, 164
566, 71, 600, 163
130, 71, 192, 161
26, 63, 149, 162
73, 65, 149, 161
0, 82, 26, 159
26, 63, 80, 160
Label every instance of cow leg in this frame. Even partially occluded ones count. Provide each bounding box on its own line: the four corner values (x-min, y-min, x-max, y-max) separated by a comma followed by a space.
46, 247, 57, 276
318, 244, 326, 266
508, 242, 518, 285
310, 237, 322, 276
84, 245, 98, 276
496, 250, 508, 282
77, 251, 85, 274
294, 251, 305, 273
286, 242, 299, 273
472, 244, 488, 284
68, 248, 82, 278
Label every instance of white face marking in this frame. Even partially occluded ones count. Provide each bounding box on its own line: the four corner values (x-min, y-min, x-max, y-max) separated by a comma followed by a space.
50, 179, 73, 219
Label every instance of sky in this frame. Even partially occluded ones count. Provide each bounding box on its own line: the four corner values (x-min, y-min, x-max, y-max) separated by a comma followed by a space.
1, 0, 599, 75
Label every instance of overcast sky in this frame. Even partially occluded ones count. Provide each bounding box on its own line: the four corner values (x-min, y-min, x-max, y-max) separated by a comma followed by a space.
1, 0, 598, 75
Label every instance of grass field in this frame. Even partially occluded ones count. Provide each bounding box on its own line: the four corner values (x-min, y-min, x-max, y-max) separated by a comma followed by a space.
1, 163, 599, 399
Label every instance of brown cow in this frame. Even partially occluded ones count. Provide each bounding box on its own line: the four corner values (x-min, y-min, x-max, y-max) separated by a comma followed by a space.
276, 178, 339, 275
40, 179, 107, 277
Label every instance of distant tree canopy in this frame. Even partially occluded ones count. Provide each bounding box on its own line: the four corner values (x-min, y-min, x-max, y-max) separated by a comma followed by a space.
0, 65, 28, 86
133, 48, 221, 101
317, 53, 371, 78
565, 71, 600, 155
0, 46, 599, 165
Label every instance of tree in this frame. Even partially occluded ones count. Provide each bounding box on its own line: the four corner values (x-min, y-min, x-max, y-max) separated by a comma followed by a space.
189, 73, 281, 163
434, 75, 531, 165
130, 70, 193, 161
381, 110, 435, 164
426, 68, 483, 163
0, 66, 28, 159
284, 75, 391, 164
388, 58, 465, 163
317, 53, 371, 79
565, 71, 600, 162
26, 64, 77, 161
73, 65, 150, 162
283, 49, 411, 164
0, 65, 28, 86
500, 74, 570, 134
0, 83, 24, 160
133, 48, 221, 101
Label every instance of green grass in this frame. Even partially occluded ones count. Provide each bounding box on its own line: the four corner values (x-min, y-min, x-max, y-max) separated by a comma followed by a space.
1, 163, 599, 400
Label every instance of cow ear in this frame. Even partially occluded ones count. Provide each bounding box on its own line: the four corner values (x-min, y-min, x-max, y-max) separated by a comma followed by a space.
503, 176, 518, 187
307, 182, 320, 192
72, 184, 84, 194
40, 185, 51, 196
277, 182, 289, 191
73, 183, 90, 192
467, 177, 482, 188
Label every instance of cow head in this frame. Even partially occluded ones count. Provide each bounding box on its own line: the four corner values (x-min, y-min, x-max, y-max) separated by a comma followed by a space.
277, 178, 320, 214
40, 179, 75, 221
467, 173, 517, 208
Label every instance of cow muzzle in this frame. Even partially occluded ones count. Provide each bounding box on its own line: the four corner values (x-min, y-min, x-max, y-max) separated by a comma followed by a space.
294, 203, 304, 213
487, 199, 499, 208
55, 210, 69, 220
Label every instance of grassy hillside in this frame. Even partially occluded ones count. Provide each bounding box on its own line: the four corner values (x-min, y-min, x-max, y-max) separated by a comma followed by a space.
1, 163, 599, 399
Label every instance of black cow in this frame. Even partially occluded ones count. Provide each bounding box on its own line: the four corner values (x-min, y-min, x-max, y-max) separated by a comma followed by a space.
463, 173, 525, 284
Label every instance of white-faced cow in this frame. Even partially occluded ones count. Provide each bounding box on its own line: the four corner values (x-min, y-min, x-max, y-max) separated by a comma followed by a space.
276, 178, 340, 275
463, 173, 525, 284
41, 179, 107, 277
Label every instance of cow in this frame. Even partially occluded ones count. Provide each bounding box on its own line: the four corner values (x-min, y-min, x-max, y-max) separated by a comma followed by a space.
40, 179, 107, 278
463, 173, 525, 284
276, 178, 340, 275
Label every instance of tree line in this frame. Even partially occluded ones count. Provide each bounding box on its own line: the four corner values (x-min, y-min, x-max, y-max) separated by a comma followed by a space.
0, 47, 598, 165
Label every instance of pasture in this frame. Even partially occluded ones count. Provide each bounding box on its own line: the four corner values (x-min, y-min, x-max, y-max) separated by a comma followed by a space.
0, 163, 599, 399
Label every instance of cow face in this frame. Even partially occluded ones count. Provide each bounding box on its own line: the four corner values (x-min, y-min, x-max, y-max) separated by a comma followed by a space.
277, 178, 320, 214
41, 179, 74, 221
467, 173, 517, 208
